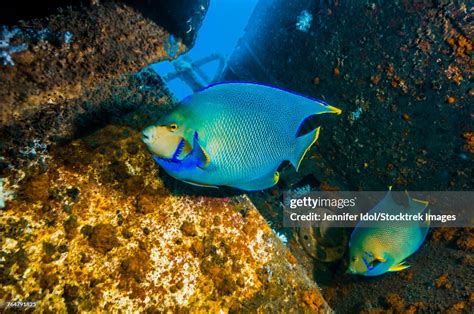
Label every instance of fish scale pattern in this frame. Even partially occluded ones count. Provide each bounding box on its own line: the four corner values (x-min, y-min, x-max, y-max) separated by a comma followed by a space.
205, 106, 286, 184
188, 84, 304, 185
161, 83, 335, 189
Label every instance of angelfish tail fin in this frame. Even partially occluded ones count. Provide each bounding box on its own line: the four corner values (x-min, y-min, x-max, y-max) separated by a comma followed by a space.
420, 207, 431, 240
290, 127, 320, 171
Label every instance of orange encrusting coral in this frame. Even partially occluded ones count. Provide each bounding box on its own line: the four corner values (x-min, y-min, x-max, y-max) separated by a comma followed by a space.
447, 34, 473, 59
1, 125, 329, 312
462, 131, 474, 154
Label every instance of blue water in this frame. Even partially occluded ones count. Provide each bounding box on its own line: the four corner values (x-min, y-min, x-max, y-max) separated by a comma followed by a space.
152, 0, 258, 101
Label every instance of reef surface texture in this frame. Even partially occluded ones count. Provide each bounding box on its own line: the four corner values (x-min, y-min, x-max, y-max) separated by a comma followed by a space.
1, 125, 328, 312
226, 0, 473, 191
225, 0, 473, 312
0, 1, 330, 312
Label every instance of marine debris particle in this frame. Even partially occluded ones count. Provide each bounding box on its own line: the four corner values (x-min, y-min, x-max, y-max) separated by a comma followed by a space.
446, 95, 456, 104
447, 34, 472, 59
64, 31, 73, 44
164, 34, 180, 58
0, 26, 73, 66
19, 139, 48, 158
283, 184, 311, 208
383, 293, 405, 312
434, 272, 451, 289
462, 132, 474, 154
445, 64, 463, 84
302, 289, 325, 310
273, 230, 288, 245
296, 10, 312, 33
350, 107, 363, 121
0, 26, 27, 66
0, 177, 15, 208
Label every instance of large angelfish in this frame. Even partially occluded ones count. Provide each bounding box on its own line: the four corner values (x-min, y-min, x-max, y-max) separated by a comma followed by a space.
141, 82, 341, 191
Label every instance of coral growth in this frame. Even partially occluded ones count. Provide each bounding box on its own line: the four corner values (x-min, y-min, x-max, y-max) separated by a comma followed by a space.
164, 34, 180, 58
296, 10, 312, 33
0, 125, 328, 312
0, 26, 73, 66
462, 131, 474, 154
0, 26, 27, 66
0, 2, 179, 126
0, 177, 15, 208
447, 34, 473, 59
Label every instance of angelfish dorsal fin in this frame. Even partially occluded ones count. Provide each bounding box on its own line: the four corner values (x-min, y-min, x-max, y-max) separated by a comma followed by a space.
192, 132, 211, 169
290, 127, 321, 171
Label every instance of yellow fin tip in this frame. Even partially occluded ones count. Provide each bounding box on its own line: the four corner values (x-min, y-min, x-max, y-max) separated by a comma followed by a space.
296, 127, 320, 172
273, 171, 280, 184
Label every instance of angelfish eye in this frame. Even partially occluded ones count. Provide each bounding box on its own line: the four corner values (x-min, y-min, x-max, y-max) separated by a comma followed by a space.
169, 123, 178, 131
370, 259, 382, 268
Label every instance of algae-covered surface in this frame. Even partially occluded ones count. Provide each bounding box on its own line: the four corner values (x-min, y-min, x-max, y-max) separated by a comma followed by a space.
1, 0, 473, 313
1, 124, 328, 312
224, 0, 473, 312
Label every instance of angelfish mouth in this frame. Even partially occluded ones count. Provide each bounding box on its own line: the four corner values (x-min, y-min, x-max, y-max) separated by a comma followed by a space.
141, 130, 153, 143
141, 125, 155, 143
141, 136, 151, 145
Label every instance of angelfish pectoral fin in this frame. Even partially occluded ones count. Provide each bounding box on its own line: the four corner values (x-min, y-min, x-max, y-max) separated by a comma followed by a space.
375, 256, 387, 263
152, 155, 161, 164
388, 261, 410, 272
229, 171, 279, 191
290, 127, 320, 171
191, 132, 211, 169
182, 180, 218, 188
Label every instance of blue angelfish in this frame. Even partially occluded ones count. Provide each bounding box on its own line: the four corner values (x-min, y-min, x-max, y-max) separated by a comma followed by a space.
141, 82, 341, 191
348, 190, 430, 276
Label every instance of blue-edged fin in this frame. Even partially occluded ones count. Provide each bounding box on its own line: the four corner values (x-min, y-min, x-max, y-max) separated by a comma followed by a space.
191, 132, 210, 169
230, 171, 279, 191
290, 127, 320, 171
388, 261, 410, 272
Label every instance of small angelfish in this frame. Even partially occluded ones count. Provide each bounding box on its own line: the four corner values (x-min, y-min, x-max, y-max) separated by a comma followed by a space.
348, 190, 430, 276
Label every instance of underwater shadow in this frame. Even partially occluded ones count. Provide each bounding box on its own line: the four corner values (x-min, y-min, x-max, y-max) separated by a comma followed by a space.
158, 169, 249, 198
71, 71, 173, 141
